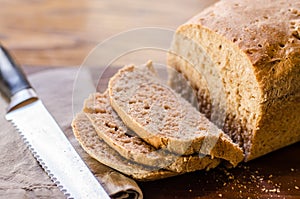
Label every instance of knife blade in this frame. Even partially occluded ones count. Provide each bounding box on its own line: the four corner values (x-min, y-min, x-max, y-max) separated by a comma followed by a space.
0, 45, 110, 199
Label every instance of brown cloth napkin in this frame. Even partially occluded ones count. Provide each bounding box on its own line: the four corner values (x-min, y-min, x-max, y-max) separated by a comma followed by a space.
0, 68, 143, 199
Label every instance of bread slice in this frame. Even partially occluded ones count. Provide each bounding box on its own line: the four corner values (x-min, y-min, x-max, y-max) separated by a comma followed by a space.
83, 92, 221, 173
72, 112, 177, 181
168, 0, 300, 161
108, 62, 244, 166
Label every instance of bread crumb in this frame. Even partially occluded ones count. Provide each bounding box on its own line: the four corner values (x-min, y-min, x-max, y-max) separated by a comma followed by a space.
259, 177, 264, 181
269, 188, 277, 193
189, 189, 192, 192
218, 193, 222, 197
295, 186, 299, 190
291, 168, 295, 172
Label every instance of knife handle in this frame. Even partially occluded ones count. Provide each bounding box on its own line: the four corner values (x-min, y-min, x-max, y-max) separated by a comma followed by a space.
0, 44, 32, 99
0, 44, 37, 112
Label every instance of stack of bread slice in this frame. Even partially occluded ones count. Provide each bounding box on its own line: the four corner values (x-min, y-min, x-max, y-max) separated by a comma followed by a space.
72, 61, 244, 181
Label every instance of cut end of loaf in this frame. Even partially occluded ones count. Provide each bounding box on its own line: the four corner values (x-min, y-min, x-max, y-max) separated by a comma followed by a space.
168, 28, 259, 159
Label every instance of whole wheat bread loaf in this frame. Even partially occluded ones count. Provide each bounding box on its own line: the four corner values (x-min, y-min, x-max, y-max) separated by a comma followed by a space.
83, 92, 221, 173
108, 62, 244, 166
168, 0, 300, 161
72, 112, 177, 181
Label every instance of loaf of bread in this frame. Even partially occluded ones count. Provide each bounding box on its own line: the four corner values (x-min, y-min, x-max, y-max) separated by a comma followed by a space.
83, 92, 221, 173
168, 0, 300, 161
108, 62, 244, 166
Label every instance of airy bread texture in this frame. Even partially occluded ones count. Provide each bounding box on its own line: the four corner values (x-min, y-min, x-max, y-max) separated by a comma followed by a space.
72, 112, 177, 181
109, 63, 244, 166
83, 92, 221, 173
168, 0, 300, 161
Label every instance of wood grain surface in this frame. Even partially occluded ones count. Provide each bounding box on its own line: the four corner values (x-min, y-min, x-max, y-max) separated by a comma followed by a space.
0, 0, 217, 67
139, 143, 300, 199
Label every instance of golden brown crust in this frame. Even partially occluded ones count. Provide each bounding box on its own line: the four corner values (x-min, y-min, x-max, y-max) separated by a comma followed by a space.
187, 0, 300, 101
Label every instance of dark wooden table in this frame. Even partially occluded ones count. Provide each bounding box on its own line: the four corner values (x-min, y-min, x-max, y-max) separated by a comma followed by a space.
139, 142, 300, 199
1, 0, 299, 198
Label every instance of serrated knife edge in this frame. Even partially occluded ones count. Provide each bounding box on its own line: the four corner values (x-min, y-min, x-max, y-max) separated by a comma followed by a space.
0, 45, 110, 199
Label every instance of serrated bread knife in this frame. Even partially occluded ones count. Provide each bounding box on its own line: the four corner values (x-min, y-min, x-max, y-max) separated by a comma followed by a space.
0, 44, 110, 199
